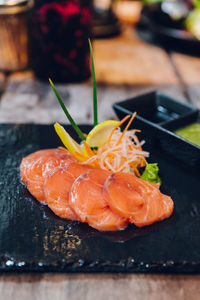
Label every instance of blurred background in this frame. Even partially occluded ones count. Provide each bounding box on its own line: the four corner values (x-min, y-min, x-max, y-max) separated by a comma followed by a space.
0, 0, 200, 124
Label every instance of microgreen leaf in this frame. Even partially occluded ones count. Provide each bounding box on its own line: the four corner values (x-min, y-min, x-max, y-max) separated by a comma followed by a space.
88, 38, 98, 127
49, 78, 86, 141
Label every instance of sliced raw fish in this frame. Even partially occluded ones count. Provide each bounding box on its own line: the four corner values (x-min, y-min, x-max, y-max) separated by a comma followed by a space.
20, 148, 76, 203
69, 169, 128, 231
105, 172, 174, 227
44, 162, 92, 219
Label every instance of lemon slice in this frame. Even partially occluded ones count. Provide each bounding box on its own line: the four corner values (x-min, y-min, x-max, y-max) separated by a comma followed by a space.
85, 120, 120, 148
54, 123, 86, 161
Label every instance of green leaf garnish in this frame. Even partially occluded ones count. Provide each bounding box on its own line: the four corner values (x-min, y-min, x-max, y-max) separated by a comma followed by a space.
88, 38, 98, 127
140, 163, 161, 185
49, 78, 86, 141
91, 146, 98, 151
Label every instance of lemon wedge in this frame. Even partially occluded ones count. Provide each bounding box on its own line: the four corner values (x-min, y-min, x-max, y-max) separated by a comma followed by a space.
54, 123, 86, 161
85, 120, 120, 148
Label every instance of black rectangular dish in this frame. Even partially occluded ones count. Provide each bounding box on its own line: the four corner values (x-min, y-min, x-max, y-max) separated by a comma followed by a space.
113, 91, 197, 126
113, 91, 200, 170
1, 123, 200, 273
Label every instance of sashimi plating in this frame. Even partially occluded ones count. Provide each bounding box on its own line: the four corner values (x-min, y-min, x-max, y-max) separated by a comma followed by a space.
19, 39, 174, 231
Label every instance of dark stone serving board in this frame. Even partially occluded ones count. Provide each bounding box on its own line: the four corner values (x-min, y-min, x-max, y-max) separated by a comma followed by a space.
0, 123, 200, 273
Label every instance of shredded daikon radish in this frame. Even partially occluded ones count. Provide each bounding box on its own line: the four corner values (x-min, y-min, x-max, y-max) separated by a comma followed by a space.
83, 127, 149, 176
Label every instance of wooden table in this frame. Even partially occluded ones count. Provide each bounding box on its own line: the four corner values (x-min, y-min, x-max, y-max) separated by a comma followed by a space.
0, 26, 200, 300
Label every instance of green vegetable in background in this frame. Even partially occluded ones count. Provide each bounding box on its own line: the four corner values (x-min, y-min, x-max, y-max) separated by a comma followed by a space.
186, 8, 200, 40
192, 0, 200, 9
140, 163, 161, 185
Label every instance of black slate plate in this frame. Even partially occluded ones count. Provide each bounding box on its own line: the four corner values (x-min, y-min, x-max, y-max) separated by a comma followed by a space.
1, 123, 200, 273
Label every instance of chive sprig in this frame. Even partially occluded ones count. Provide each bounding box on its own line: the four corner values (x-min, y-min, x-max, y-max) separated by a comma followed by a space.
88, 38, 98, 127
50, 39, 98, 139
49, 79, 86, 141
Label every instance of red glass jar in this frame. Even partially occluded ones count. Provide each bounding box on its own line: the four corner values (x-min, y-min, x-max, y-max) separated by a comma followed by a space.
30, 0, 92, 82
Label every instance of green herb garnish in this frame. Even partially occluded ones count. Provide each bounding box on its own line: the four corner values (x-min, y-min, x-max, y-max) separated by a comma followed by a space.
140, 163, 161, 185
49, 78, 86, 141
88, 38, 98, 127
91, 146, 98, 151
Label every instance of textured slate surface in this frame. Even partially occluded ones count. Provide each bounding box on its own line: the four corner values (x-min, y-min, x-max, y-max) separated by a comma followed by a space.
0, 124, 200, 273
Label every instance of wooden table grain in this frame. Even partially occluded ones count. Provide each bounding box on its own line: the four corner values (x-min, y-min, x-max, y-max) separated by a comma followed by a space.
0, 26, 200, 300
1, 273, 200, 300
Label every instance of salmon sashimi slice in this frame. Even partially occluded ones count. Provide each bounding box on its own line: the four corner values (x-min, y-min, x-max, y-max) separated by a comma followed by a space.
104, 172, 174, 227
69, 169, 128, 231
44, 167, 78, 220
130, 190, 174, 227
44, 163, 92, 220
103, 172, 145, 219
64, 162, 93, 178
20, 148, 76, 203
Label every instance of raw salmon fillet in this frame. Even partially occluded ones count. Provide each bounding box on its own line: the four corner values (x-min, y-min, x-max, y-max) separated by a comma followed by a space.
104, 172, 174, 227
20, 148, 76, 203
20, 147, 173, 230
65, 162, 93, 178
44, 163, 92, 219
69, 169, 128, 231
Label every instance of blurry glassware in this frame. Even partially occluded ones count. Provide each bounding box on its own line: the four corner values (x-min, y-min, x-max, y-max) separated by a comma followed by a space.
30, 0, 93, 83
93, 0, 121, 37
0, 0, 33, 72
161, 0, 189, 20
113, 0, 142, 25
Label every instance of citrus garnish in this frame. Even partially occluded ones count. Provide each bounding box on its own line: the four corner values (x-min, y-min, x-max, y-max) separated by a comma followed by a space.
54, 123, 86, 161
85, 120, 120, 148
